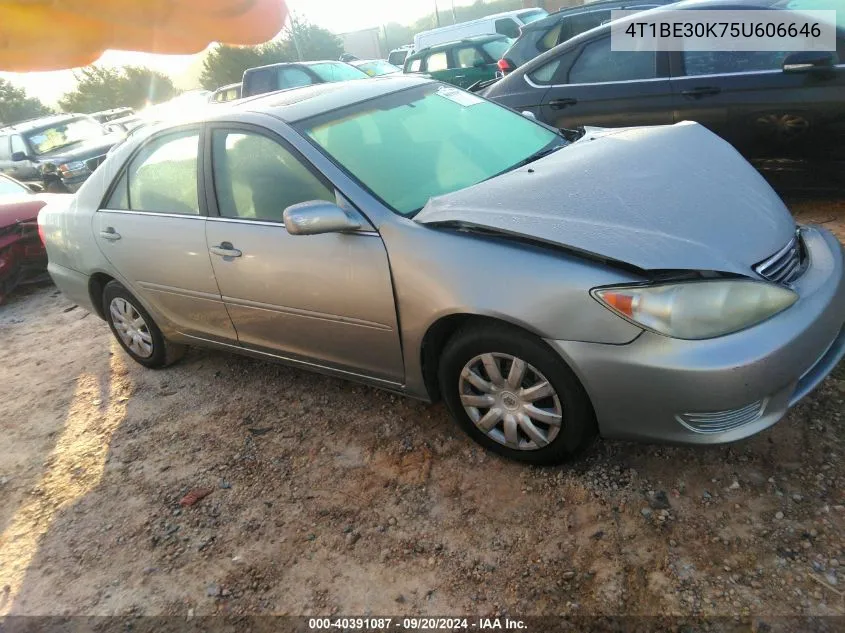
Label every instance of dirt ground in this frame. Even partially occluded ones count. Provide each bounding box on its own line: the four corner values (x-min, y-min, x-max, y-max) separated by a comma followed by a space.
0, 200, 844, 621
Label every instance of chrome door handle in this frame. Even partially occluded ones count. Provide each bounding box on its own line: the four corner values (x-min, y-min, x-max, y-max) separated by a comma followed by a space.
100, 227, 121, 240
210, 242, 242, 258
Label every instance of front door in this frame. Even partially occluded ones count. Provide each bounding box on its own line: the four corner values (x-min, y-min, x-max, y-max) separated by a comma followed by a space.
93, 127, 237, 342
539, 35, 674, 129
450, 44, 497, 89
203, 125, 405, 383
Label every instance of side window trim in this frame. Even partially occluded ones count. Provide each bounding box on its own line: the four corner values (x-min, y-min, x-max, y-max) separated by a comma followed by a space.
203, 121, 339, 222
98, 124, 206, 216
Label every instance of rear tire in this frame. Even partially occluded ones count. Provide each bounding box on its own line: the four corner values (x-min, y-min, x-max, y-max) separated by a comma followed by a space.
102, 280, 185, 368
438, 322, 597, 465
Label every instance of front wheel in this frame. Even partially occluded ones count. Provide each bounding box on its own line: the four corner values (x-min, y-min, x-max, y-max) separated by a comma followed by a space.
102, 281, 185, 368
438, 323, 597, 465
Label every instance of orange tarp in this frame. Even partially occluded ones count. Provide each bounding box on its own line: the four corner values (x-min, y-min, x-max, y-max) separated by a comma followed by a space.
0, 0, 288, 71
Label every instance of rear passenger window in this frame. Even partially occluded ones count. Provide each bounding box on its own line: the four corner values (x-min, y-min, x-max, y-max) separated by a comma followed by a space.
106, 130, 200, 214
540, 23, 563, 51
211, 130, 333, 222
456, 46, 485, 68
245, 68, 276, 96
569, 36, 656, 83
426, 51, 448, 71
495, 18, 520, 38
278, 67, 314, 89
407, 58, 422, 72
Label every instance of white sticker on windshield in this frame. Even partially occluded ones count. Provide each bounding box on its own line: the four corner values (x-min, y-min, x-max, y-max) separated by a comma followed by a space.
436, 86, 483, 107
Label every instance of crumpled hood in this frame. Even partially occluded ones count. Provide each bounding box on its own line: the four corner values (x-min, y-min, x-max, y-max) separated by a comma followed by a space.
415, 122, 795, 274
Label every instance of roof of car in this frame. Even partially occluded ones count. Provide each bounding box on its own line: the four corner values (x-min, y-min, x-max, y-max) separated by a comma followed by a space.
230, 75, 433, 123
0, 113, 91, 134
245, 60, 355, 73
521, 0, 677, 33
407, 33, 510, 57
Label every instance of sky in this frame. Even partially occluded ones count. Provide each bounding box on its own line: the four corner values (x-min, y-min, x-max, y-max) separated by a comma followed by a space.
0, 0, 470, 106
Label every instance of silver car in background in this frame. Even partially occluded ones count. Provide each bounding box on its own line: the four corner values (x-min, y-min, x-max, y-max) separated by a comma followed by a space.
39, 77, 845, 464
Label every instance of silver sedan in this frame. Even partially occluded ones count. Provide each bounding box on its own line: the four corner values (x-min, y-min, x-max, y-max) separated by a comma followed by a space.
38, 77, 845, 464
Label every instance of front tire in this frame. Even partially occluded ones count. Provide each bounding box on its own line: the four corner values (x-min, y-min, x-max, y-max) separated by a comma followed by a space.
438, 322, 597, 465
102, 281, 185, 368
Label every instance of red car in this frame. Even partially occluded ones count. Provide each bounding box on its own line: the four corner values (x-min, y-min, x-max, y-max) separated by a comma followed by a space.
0, 174, 65, 303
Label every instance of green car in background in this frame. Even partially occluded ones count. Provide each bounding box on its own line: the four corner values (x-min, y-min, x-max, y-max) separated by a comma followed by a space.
403, 34, 513, 90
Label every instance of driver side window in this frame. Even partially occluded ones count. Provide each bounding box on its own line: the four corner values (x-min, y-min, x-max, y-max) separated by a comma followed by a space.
211, 129, 333, 222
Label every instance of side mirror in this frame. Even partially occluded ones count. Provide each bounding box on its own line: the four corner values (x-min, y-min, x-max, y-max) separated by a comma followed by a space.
783, 51, 835, 73
27, 182, 44, 193
283, 200, 362, 235
11, 151, 28, 162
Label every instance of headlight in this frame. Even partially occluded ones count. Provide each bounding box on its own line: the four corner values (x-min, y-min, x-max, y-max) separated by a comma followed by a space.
592, 280, 798, 340
58, 161, 85, 174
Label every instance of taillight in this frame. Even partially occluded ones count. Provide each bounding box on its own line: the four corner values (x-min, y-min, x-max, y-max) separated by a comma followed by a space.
37, 207, 47, 246
497, 58, 513, 73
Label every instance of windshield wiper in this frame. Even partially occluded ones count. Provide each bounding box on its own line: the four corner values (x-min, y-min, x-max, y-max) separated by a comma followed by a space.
501, 140, 567, 175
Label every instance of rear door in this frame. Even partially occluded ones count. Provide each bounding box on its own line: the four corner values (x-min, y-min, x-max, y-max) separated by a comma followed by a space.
203, 124, 405, 383
670, 47, 845, 158
93, 126, 237, 342
538, 34, 674, 129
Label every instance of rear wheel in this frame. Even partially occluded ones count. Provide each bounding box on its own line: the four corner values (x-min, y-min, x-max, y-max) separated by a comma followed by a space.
102, 280, 185, 368
438, 323, 597, 465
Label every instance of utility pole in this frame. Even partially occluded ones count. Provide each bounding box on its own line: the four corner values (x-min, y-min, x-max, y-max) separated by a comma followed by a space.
434, 0, 441, 27
450, 0, 457, 24
288, 13, 303, 61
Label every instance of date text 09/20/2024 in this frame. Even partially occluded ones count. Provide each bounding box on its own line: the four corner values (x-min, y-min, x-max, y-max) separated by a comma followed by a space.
308, 617, 528, 630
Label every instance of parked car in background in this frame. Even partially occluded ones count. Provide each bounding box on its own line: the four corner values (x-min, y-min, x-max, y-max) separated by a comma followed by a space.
483, 0, 845, 190
0, 174, 66, 303
209, 82, 242, 103
388, 45, 414, 67
242, 61, 369, 97
414, 8, 547, 51
39, 77, 845, 464
90, 107, 135, 124
0, 114, 121, 193
404, 35, 514, 89
350, 59, 402, 77
103, 114, 147, 136
497, 0, 675, 74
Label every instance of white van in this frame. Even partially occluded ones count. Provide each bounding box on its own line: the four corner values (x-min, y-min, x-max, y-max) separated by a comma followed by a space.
413, 8, 547, 52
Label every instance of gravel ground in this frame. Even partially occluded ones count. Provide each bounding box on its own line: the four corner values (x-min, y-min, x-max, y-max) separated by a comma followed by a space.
0, 201, 843, 620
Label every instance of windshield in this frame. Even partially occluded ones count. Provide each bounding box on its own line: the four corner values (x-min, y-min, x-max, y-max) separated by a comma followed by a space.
299, 83, 560, 216
24, 117, 104, 156
307, 62, 369, 82
356, 60, 401, 76
519, 9, 548, 24
0, 176, 29, 197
